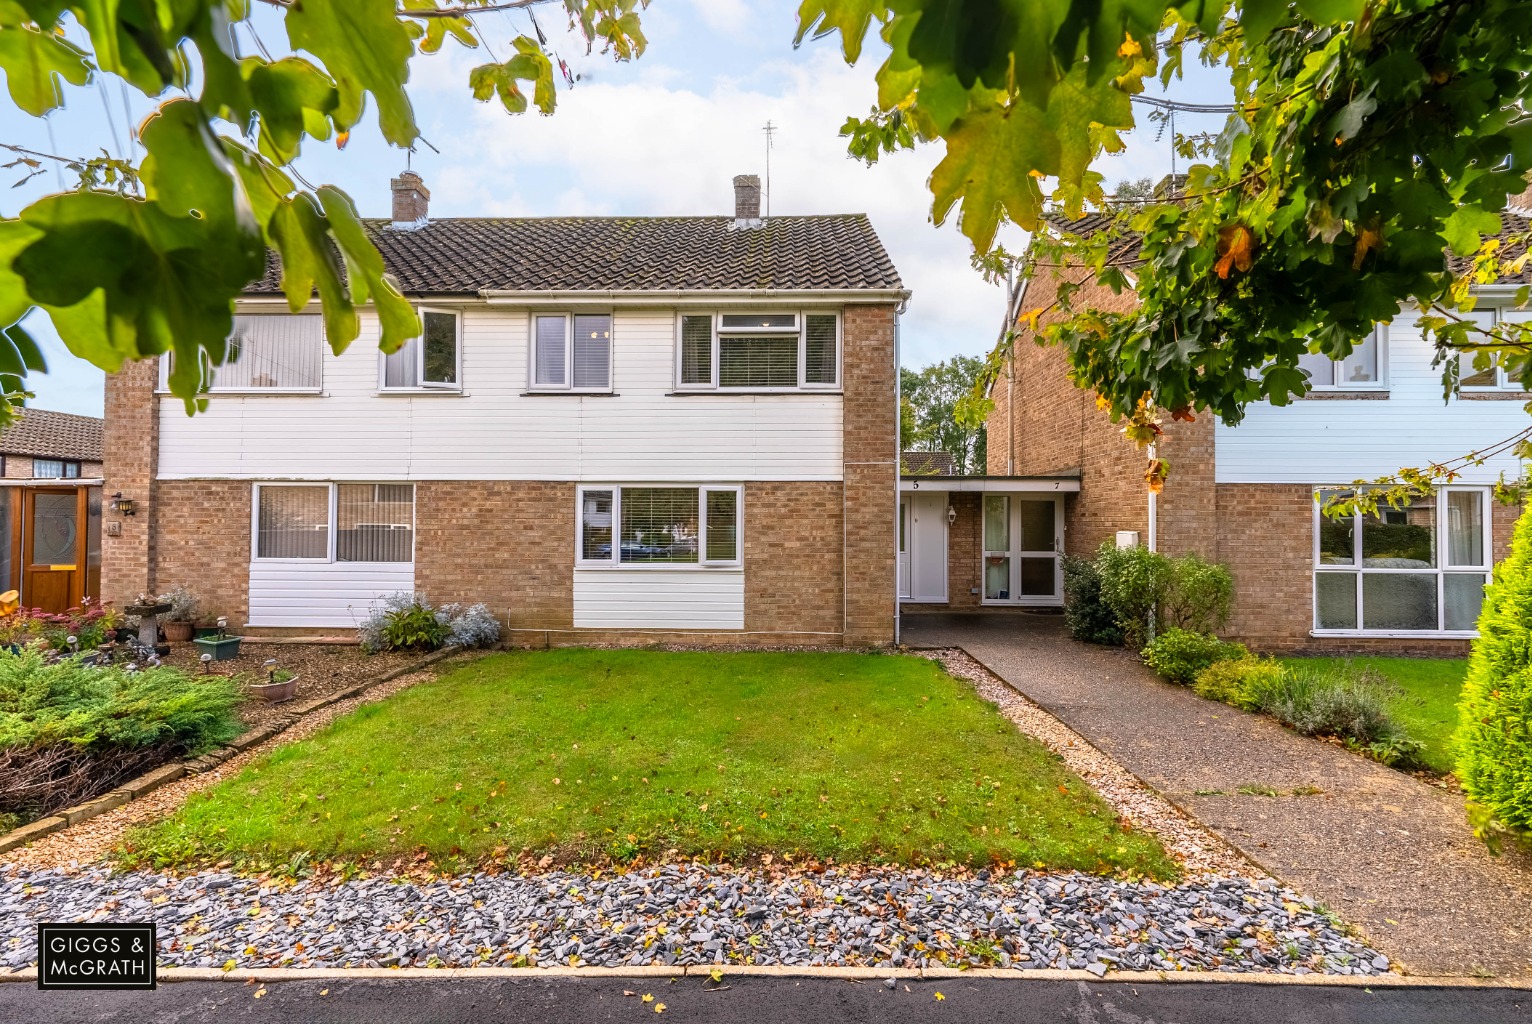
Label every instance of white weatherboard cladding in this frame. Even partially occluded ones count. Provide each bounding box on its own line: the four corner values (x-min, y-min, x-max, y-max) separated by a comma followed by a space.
572, 569, 745, 630
156, 309, 844, 481
1215, 321, 1530, 484
247, 561, 415, 628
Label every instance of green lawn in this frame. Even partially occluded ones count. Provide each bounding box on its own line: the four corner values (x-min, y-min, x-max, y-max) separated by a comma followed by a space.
1278, 656, 1468, 774
122, 649, 1174, 877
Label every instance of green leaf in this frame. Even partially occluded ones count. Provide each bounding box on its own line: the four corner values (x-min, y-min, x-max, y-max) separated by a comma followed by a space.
1239, 0, 1286, 40
1442, 205, 1504, 258
69, 0, 184, 95
794, 0, 886, 62
244, 57, 341, 164
469, 37, 555, 116
930, 102, 1055, 250
316, 185, 419, 356
139, 98, 260, 239
267, 192, 354, 343
1294, 0, 1364, 22
284, 0, 417, 147
0, 218, 44, 326
0, 22, 91, 115
0, 320, 45, 376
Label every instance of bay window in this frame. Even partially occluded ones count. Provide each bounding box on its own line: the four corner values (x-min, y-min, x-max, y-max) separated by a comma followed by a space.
382, 309, 460, 390
1313, 487, 1490, 634
254, 483, 415, 563
577, 485, 741, 567
676, 311, 839, 390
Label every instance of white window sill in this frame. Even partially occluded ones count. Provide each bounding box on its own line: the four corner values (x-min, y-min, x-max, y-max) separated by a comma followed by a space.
1301, 389, 1388, 400
521, 390, 619, 397
574, 564, 743, 572
1309, 629, 1478, 639
155, 389, 326, 397
375, 389, 467, 397
667, 389, 842, 396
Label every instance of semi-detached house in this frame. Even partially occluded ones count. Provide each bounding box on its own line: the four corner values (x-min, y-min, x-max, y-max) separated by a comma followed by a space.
101, 173, 907, 647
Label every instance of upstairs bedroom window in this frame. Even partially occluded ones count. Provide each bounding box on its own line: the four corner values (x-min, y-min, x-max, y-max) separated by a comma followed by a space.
382, 309, 460, 391
1457, 307, 1531, 392
1297, 326, 1384, 390
254, 483, 415, 563
677, 311, 839, 390
576, 485, 741, 567
177, 314, 325, 392
531, 313, 613, 391
1313, 487, 1490, 635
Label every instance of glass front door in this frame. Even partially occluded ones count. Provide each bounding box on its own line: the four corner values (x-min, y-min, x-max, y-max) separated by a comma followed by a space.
981, 494, 1062, 606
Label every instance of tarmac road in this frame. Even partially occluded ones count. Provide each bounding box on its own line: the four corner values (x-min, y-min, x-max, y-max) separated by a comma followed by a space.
1, 975, 1528, 1024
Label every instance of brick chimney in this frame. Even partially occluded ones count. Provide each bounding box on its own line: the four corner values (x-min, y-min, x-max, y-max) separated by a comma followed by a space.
391, 171, 430, 229
732, 174, 762, 228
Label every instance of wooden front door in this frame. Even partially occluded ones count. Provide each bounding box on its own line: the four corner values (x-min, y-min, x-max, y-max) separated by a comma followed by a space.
22, 488, 85, 614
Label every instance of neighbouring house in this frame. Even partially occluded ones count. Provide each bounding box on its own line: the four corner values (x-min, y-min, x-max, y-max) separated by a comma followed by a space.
978, 196, 1532, 654
0, 409, 105, 613
100, 173, 906, 646
901, 450, 956, 475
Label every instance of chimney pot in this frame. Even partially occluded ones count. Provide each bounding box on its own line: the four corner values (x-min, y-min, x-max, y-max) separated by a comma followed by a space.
391, 171, 430, 228
732, 173, 762, 227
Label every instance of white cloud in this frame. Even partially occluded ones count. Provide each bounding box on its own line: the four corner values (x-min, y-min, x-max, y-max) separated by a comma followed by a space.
683, 0, 753, 35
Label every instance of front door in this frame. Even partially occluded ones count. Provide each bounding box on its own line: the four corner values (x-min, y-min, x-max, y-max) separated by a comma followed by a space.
908, 491, 948, 603
23, 488, 84, 614
982, 494, 1063, 605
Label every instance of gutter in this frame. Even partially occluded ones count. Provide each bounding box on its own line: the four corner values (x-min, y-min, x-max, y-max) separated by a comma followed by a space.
480, 288, 912, 306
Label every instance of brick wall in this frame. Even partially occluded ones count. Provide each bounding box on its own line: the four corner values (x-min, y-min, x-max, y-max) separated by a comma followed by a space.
413, 480, 575, 632
101, 359, 158, 607
152, 479, 251, 625
744, 481, 844, 636
842, 303, 899, 645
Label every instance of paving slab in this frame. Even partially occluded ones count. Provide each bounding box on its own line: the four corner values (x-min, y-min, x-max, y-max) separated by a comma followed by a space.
902, 611, 1532, 978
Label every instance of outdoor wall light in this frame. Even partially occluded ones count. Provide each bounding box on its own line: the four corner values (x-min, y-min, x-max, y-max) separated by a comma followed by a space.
109, 492, 136, 516
947, 505, 957, 525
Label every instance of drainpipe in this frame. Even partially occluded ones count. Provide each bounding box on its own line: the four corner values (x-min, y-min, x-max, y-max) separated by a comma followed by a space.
893, 311, 902, 647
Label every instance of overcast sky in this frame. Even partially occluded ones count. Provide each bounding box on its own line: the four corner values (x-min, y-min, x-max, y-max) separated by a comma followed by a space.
3, 1, 1233, 417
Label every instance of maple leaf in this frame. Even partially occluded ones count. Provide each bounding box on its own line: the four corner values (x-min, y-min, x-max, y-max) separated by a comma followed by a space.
1215, 224, 1256, 279
1352, 224, 1383, 270
1145, 458, 1170, 494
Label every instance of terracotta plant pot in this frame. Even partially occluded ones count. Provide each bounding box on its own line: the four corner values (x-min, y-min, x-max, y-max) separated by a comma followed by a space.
162, 620, 194, 643
247, 676, 298, 704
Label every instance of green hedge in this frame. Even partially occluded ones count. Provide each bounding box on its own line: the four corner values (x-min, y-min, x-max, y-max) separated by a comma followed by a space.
1141, 628, 1247, 685
1458, 503, 1532, 838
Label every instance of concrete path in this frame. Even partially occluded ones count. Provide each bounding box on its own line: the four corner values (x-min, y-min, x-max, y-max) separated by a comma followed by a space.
5, 976, 1531, 1024
902, 612, 1532, 978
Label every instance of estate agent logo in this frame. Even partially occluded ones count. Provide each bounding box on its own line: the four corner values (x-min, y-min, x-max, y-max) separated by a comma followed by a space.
37, 924, 156, 990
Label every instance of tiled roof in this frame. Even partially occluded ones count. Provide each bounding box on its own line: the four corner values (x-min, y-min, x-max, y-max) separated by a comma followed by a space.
1041, 209, 1145, 264
247, 215, 904, 295
902, 450, 956, 475
0, 408, 102, 461
1448, 210, 1531, 283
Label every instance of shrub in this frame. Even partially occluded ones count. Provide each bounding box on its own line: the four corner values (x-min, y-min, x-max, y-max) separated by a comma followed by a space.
1193, 656, 1285, 710
1244, 663, 1417, 763
1095, 543, 1172, 646
359, 594, 500, 654
158, 585, 201, 624
1162, 555, 1234, 634
441, 603, 501, 650
1141, 628, 1248, 685
1458, 502, 1532, 839
0, 649, 243, 818
1062, 557, 1123, 645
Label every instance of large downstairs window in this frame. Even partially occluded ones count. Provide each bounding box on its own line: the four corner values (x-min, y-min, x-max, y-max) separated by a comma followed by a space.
677, 312, 839, 390
577, 486, 741, 567
1313, 488, 1490, 635
254, 483, 415, 563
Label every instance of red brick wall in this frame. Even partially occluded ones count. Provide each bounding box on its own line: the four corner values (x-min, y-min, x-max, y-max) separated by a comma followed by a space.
101, 358, 158, 607
152, 479, 251, 625
744, 481, 844, 637
842, 303, 899, 645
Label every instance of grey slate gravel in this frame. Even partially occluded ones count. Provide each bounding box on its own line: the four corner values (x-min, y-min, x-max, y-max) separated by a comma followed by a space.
0, 864, 1387, 976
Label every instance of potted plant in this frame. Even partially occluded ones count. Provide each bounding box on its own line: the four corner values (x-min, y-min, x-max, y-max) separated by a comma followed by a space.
192, 617, 242, 661
158, 586, 200, 643
246, 659, 298, 704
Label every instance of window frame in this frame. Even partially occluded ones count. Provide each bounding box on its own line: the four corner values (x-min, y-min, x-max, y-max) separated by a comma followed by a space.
159, 312, 327, 395
528, 311, 614, 393
1457, 306, 1530, 392
575, 484, 743, 569
378, 307, 462, 393
33, 459, 82, 479
673, 310, 841, 392
1311, 486, 1491, 638
1299, 325, 1387, 392
250, 482, 417, 564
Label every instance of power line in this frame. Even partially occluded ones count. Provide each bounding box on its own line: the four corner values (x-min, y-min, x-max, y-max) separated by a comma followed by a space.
1130, 95, 1237, 114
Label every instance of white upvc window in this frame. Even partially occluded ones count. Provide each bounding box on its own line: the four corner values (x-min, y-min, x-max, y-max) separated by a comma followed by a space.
531, 312, 613, 391
252, 482, 415, 563
1457, 307, 1530, 391
162, 313, 326, 393
576, 485, 742, 568
381, 308, 461, 391
1298, 325, 1385, 390
1312, 486, 1491, 636
675, 311, 840, 391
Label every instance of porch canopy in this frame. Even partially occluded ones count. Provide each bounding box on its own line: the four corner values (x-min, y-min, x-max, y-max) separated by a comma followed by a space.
898, 473, 1080, 493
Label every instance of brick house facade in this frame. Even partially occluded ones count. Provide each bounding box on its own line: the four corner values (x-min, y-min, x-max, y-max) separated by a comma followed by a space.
101, 176, 907, 647
986, 248, 1530, 654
